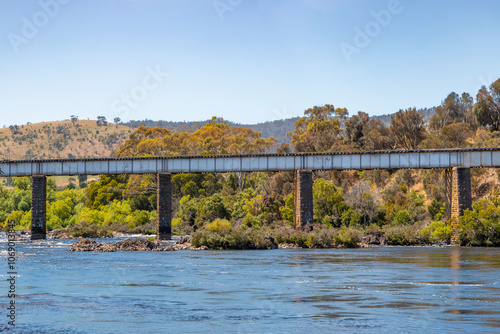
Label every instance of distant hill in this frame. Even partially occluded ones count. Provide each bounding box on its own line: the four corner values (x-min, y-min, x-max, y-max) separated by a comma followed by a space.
0, 108, 437, 160
0, 120, 133, 160
123, 118, 300, 144
123, 107, 437, 144
370, 107, 436, 125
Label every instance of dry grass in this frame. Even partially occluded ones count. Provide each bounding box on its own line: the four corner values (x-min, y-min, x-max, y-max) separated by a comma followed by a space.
0, 120, 133, 160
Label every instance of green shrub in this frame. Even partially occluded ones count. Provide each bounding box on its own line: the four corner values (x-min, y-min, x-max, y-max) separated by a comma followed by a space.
340, 207, 361, 226
334, 226, 362, 248
428, 199, 445, 221
384, 224, 419, 245
418, 221, 452, 243
393, 210, 410, 225
305, 226, 337, 247
69, 220, 113, 238
191, 225, 274, 250
205, 218, 232, 232
455, 191, 500, 246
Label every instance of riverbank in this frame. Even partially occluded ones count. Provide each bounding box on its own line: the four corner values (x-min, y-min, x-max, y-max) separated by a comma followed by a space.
16, 222, 457, 250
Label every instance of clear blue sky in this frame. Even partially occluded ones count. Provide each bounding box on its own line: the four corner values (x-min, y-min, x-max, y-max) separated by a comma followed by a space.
1, 0, 499, 126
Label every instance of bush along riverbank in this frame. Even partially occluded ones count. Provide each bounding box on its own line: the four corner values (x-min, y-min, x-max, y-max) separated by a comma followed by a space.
188, 222, 451, 249
65, 221, 462, 252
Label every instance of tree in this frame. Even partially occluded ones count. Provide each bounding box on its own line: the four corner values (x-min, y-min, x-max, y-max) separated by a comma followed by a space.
313, 179, 347, 227
390, 108, 426, 150
97, 116, 107, 126
344, 111, 369, 149
70, 115, 78, 125
344, 179, 379, 226
439, 123, 473, 147
429, 92, 475, 132
363, 119, 395, 150
290, 104, 349, 152
473, 78, 500, 131
114, 117, 276, 157
114, 117, 121, 124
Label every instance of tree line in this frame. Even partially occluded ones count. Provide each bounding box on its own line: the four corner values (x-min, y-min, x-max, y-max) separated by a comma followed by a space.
1, 78, 499, 247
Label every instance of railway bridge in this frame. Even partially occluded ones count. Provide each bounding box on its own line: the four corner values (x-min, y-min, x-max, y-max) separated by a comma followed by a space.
1, 148, 500, 240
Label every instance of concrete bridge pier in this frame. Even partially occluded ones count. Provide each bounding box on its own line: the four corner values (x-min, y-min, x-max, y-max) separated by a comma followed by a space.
451, 167, 472, 218
157, 173, 172, 240
444, 167, 472, 220
293, 170, 314, 228
31, 175, 47, 240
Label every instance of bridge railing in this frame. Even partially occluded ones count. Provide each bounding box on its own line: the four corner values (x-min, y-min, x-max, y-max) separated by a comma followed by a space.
1, 148, 499, 177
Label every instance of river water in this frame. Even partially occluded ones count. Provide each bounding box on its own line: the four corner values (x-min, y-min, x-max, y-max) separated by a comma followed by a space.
0, 236, 499, 333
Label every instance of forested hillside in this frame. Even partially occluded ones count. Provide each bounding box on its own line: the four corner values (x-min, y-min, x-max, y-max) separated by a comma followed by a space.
123, 118, 299, 144
1, 78, 500, 248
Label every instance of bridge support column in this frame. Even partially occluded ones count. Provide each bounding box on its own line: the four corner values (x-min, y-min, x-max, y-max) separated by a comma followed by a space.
31, 176, 46, 240
444, 168, 452, 220
157, 173, 172, 240
444, 167, 472, 220
293, 170, 313, 228
450, 167, 472, 218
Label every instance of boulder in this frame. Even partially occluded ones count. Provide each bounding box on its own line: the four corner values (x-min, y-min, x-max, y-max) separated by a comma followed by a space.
50, 229, 72, 239
177, 236, 190, 244
363, 232, 387, 245
265, 236, 278, 249
116, 238, 156, 251
278, 243, 301, 249
70, 239, 100, 252
69, 237, 208, 252
95, 243, 118, 252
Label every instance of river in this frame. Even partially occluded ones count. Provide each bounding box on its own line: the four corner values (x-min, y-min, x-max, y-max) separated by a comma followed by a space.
1, 236, 499, 333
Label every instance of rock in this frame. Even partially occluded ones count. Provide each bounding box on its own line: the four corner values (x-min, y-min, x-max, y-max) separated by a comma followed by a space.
69, 237, 207, 252
265, 236, 278, 249
363, 232, 387, 245
177, 236, 191, 244
159, 246, 177, 251
278, 243, 300, 249
116, 238, 156, 251
95, 243, 118, 252
70, 239, 100, 252
50, 229, 72, 239
173, 243, 207, 251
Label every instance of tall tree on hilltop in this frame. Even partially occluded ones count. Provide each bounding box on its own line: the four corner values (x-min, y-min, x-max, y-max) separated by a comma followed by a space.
363, 119, 395, 150
473, 78, 500, 131
390, 108, 426, 150
429, 92, 476, 132
290, 104, 349, 152
344, 111, 369, 150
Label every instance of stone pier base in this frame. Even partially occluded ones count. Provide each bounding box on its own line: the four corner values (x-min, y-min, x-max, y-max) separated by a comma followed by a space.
451, 167, 472, 218
293, 170, 314, 228
31, 176, 47, 240
444, 167, 472, 220
157, 173, 172, 240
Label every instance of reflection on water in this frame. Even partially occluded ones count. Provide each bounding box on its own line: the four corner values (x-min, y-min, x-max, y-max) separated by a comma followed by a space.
0, 237, 499, 333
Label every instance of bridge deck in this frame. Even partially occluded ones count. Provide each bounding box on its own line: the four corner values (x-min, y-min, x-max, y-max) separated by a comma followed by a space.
1, 148, 500, 177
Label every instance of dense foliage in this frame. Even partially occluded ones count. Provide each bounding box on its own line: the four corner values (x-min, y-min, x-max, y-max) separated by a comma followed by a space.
1, 78, 500, 246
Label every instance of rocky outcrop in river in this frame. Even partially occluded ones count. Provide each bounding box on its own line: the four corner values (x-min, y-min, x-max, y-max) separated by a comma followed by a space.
69, 237, 208, 252
49, 229, 73, 239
